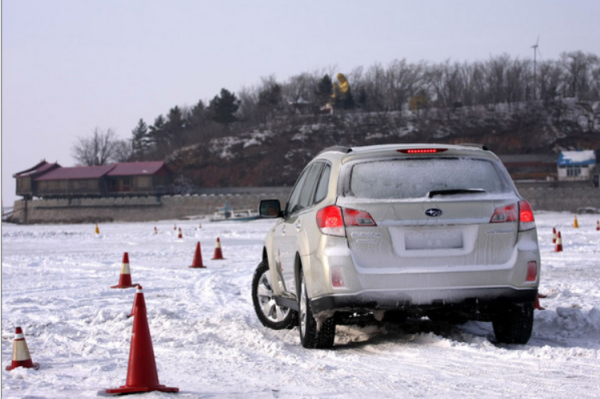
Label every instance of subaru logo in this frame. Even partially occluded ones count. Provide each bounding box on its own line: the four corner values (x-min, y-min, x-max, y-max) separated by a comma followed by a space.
425, 208, 443, 217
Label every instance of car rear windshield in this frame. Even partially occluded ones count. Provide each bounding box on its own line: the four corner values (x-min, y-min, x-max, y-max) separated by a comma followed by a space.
346, 157, 512, 200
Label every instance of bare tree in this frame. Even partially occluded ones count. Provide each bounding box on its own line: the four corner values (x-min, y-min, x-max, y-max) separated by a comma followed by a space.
112, 139, 133, 162
71, 127, 122, 166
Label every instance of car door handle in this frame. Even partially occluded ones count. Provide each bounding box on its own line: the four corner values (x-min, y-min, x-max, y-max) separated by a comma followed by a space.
281, 226, 286, 235
295, 222, 302, 230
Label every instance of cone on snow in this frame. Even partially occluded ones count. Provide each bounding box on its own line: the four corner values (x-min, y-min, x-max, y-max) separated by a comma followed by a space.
106, 286, 179, 394
178, 228, 183, 239
198, 223, 202, 229
127, 285, 142, 318
552, 227, 557, 243
154, 226, 158, 235
95, 223, 100, 235
174, 223, 177, 231
189, 242, 206, 268
5, 327, 39, 371
596, 221, 599, 231
110, 252, 139, 289
574, 215, 579, 228
212, 237, 225, 260
554, 231, 563, 252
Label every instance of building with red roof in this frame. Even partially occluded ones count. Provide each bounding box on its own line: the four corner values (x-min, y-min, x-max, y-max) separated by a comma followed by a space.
14, 161, 172, 198
13, 160, 62, 198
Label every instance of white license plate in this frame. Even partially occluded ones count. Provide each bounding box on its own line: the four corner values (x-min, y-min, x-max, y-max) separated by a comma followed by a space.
404, 229, 463, 250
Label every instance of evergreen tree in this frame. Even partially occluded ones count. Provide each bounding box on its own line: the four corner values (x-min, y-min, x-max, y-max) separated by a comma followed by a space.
165, 106, 185, 149
315, 74, 333, 106
131, 119, 149, 160
258, 83, 283, 121
208, 88, 241, 125
148, 115, 168, 155
187, 99, 207, 130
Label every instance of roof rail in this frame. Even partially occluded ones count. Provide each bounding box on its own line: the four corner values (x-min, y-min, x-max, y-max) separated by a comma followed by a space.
458, 143, 490, 151
317, 146, 352, 156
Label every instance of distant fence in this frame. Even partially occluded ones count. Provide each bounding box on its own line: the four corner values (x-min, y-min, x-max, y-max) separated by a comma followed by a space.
9, 187, 292, 224
7, 182, 600, 224
515, 181, 600, 213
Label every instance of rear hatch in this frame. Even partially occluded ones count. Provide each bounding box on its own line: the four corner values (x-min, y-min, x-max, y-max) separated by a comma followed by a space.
337, 154, 520, 271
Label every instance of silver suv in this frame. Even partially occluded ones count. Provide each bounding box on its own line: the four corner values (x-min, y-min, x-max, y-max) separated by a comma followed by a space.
252, 144, 540, 348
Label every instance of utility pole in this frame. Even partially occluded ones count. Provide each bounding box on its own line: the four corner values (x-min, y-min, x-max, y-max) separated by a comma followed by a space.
531, 36, 540, 100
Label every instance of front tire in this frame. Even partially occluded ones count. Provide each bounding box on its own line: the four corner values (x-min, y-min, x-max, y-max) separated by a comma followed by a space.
492, 302, 534, 344
252, 260, 294, 330
298, 272, 336, 349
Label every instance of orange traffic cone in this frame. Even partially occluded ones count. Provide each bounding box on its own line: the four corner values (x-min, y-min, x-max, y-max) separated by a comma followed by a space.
154, 227, 158, 235
596, 221, 599, 231
174, 223, 177, 231
552, 227, 557, 243
212, 237, 225, 260
127, 285, 142, 318
178, 228, 183, 239
574, 215, 579, 228
95, 223, 100, 235
5, 327, 40, 370
106, 286, 179, 394
554, 231, 563, 252
111, 253, 139, 289
189, 242, 206, 268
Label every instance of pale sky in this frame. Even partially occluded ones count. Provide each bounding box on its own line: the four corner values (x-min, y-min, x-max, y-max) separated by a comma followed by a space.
2, 0, 599, 206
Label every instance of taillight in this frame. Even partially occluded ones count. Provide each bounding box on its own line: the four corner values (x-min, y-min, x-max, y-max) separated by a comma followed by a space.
316, 206, 377, 236
343, 208, 377, 227
519, 200, 536, 231
316, 206, 345, 236
490, 203, 518, 223
490, 200, 535, 231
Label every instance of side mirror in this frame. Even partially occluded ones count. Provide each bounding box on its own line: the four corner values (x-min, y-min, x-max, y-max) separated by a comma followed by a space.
259, 199, 282, 218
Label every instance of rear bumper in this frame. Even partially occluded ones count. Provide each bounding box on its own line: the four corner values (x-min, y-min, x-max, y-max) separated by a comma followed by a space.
311, 287, 538, 315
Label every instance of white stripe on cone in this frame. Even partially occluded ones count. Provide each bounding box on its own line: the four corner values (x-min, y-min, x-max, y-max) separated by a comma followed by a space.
13, 340, 32, 361
121, 262, 131, 274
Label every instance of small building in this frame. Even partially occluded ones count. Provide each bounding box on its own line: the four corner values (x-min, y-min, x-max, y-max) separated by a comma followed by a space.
13, 160, 62, 199
557, 150, 597, 182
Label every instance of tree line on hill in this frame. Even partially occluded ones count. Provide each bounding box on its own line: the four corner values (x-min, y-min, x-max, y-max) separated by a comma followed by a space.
72, 51, 599, 166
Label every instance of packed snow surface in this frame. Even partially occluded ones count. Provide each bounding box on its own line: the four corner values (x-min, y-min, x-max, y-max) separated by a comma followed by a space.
2, 213, 600, 398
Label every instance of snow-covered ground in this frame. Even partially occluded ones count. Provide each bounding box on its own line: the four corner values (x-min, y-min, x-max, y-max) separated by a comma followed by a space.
2, 212, 599, 398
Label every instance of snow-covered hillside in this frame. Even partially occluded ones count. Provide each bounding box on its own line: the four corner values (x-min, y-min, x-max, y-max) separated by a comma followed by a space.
168, 100, 600, 189
2, 213, 600, 398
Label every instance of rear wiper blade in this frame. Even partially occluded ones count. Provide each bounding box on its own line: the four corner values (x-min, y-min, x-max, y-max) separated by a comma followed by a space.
428, 189, 486, 198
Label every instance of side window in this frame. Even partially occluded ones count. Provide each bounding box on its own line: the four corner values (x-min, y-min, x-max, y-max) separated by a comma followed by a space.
285, 166, 311, 215
314, 164, 331, 204
297, 163, 324, 210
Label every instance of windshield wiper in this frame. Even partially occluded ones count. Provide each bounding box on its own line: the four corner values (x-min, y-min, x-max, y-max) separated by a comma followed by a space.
428, 189, 486, 198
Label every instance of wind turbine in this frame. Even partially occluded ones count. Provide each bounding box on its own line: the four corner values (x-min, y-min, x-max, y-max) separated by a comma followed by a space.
531, 36, 540, 100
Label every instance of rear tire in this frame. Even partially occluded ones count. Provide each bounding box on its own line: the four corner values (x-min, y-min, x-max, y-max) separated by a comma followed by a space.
298, 272, 336, 349
252, 260, 294, 330
492, 302, 534, 344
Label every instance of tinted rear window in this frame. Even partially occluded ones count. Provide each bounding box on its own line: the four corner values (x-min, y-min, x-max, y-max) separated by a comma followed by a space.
347, 158, 511, 199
